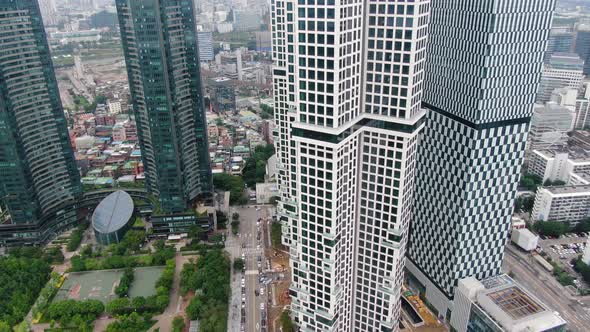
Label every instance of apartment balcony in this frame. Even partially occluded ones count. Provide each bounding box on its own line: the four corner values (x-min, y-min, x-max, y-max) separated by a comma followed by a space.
322, 232, 337, 241
382, 239, 401, 250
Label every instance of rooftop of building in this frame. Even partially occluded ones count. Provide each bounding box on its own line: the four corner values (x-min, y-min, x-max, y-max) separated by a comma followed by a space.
462, 274, 567, 332
534, 145, 590, 162
544, 184, 590, 195
92, 190, 134, 234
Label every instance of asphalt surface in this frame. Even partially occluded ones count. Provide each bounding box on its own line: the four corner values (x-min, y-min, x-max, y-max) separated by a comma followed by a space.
503, 244, 590, 331
538, 235, 589, 278
226, 205, 270, 332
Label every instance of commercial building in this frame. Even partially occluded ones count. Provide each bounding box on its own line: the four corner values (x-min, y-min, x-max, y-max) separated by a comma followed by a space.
407, 0, 554, 319
271, 0, 429, 330
536, 53, 585, 103
232, 10, 260, 32
255, 31, 271, 52
531, 185, 590, 223
92, 191, 134, 245
197, 31, 214, 62
0, 0, 82, 245
544, 26, 574, 63
575, 24, 590, 76
528, 103, 575, 150
527, 148, 590, 183
116, 0, 211, 213
450, 275, 567, 332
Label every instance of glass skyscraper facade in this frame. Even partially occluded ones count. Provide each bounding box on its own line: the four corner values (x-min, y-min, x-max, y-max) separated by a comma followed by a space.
0, 0, 81, 245
406, 0, 555, 319
116, 0, 211, 213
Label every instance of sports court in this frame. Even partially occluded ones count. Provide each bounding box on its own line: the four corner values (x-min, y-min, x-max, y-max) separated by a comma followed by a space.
54, 266, 165, 303
54, 269, 123, 303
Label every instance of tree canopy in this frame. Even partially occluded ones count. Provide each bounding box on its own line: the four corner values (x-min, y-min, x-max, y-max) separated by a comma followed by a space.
534, 220, 570, 237
184, 250, 230, 332
213, 173, 247, 205
0, 256, 51, 326
242, 144, 275, 188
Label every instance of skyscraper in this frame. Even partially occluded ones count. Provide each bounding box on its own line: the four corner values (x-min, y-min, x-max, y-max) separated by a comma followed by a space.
0, 0, 81, 244
407, 0, 555, 319
271, 0, 430, 330
116, 0, 210, 213
575, 24, 590, 76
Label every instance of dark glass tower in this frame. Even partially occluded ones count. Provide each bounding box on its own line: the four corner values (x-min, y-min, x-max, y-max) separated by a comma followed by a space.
0, 0, 81, 244
116, 0, 211, 213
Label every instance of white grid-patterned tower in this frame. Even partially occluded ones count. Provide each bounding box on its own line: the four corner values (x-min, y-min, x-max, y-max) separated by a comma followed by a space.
271, 0, 430, 331
406, 0, 556, 319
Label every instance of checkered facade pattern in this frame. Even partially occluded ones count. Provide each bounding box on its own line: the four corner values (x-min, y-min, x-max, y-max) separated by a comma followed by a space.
407, 0, 555, 318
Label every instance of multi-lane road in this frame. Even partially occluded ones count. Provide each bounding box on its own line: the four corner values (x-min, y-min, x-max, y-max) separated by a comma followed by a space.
226, 205, 271, 332
503, 244, 590, 331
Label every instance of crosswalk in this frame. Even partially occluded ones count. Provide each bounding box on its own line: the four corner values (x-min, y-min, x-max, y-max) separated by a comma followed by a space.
243, 248, 263, 256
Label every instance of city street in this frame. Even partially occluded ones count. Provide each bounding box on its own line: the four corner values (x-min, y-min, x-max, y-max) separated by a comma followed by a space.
503, 244, 590, 331
226, 205, 271, 332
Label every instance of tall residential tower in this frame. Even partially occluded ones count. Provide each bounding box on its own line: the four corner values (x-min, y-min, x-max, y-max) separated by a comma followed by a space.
116, 0, 211, 213
407, 0, 555, 319
0, 0, 81, 245
271, 0, 430, 330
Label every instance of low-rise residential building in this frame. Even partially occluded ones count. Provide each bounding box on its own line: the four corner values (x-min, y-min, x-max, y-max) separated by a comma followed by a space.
450, 274, 567, 332
531, 185, 590, 223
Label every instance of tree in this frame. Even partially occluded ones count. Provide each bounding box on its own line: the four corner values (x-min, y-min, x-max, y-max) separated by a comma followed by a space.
0, 255, 51, 326
519, 173, 543, 191
233, 258, 245, 271
269, 196, 280, 206
172, 316, 185, 332
574, 218, 590, 233
242, 144, 275, 188
534, 221, 569, 237
106, 298, 131, 316
514, 196, 535, 213
0, 321, 10, 332
213, 173, 246, 205
280, 310, 295, 332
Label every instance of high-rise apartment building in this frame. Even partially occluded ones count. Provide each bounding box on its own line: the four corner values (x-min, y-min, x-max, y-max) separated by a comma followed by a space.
197, 31, 214, 62
271, 0, 430, 330
116, 0, 211, 213
407, 0, 555, 319
0, 0, 81, 245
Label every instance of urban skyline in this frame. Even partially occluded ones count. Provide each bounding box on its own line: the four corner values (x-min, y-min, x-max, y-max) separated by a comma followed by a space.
0, 0, 590, 331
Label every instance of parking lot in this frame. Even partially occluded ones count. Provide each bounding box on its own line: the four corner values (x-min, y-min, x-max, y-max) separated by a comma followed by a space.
539, 233, 588, 261
538, 232, 589, 287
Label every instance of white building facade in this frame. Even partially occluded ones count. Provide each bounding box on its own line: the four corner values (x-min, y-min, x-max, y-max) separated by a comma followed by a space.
536, 53, 585, 103
271, 0, 430, 330
532, 185, 590, 223
407, 0, 555, 319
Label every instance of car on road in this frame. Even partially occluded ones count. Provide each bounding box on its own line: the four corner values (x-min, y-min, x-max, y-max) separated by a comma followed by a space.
260, 303, 265, 311
260, 287, 265, 296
